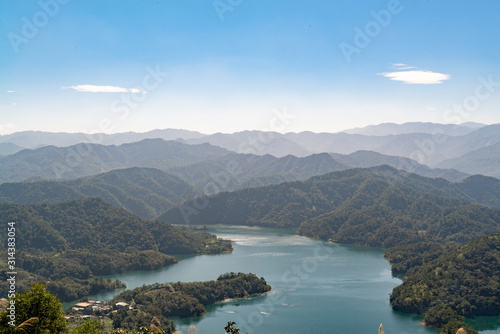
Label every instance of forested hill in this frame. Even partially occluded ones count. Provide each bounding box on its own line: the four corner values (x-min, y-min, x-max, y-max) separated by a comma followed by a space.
159, 166, 500, 247
0, 198, 232, 301
0, 167, 195, 219
388, 233, 500, 333
0, 197, 230, 254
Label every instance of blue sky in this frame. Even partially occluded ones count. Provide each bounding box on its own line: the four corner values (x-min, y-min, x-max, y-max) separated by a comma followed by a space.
1, 0, 500, 134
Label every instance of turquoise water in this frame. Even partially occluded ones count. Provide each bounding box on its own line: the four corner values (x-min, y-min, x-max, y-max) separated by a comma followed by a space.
79, 226, 499, 334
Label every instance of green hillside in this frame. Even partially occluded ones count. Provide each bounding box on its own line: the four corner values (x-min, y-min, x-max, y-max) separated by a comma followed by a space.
0, 198, 232, 301
159, 166, 500, 247
389, 233, 500, 333
0, 167, 195, 219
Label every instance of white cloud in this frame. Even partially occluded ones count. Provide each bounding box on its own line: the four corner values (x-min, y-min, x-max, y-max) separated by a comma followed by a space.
378, 67, 450, 84
63, 85, 144, 93
6, 90, 16, 93
12, 103, 17, 106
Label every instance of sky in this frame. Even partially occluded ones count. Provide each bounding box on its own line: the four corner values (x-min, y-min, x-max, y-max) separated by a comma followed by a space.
1, 0, 500, 135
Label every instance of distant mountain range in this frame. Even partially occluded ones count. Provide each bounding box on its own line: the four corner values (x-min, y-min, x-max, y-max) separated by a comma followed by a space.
342, 122, 485, 136
0, 139, 229, 183
184, 124, 500, 166
0, 129, 205, 150
0, 138, 469, 188
1, 122, 499, 180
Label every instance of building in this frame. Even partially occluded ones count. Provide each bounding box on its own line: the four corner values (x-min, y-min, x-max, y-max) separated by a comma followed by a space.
115, 302, 130, 310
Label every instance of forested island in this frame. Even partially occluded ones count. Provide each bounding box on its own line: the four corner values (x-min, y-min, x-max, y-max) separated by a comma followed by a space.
0, 198, 232, 302
0, 273, 271, 333
107, 272, 271, 331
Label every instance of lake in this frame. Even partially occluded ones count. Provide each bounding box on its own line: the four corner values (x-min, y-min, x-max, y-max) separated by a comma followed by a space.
79, 226, 500, 334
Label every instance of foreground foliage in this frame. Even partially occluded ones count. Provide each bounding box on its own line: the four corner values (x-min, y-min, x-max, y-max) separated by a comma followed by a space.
0, 283, 67, 334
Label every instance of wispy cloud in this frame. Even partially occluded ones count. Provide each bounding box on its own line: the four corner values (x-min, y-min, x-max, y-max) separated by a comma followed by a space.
6, 90, 16, 93
392, 63, 416, 70
63, 85, 144, 93
378, 65, 450, 84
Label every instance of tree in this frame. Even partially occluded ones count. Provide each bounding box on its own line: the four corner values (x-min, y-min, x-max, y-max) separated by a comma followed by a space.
0, 283, 67, 334
70, 319, 104, 334
440, 320, 478, 334
224, 321, 247, 334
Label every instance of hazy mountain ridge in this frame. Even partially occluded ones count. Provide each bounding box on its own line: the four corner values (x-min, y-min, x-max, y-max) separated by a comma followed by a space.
180, 124, 500, 167
0, 142, 24, 156
168, 150, 469, 193
0, 139, 230, 183
329, 150, 469, 181
1, 122, 497, 171
0, 136, 469, 189
342, 122, 485, 136
0, 129, 205, 149
0, 167, 195, 219
0, 122, 500, 179
435, 142, 500, 178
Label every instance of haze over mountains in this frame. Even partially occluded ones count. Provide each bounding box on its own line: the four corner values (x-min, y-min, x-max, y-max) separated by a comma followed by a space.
0, 139, 229, 183
0, 138, 469, 186
342, 122, 485, 136
1, 122, 499, 180
0, 129, 205, 151
1, 122, 499, 214
0, 122, 500, 181
436, 141, 500, 178
184, 123, 500, 167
